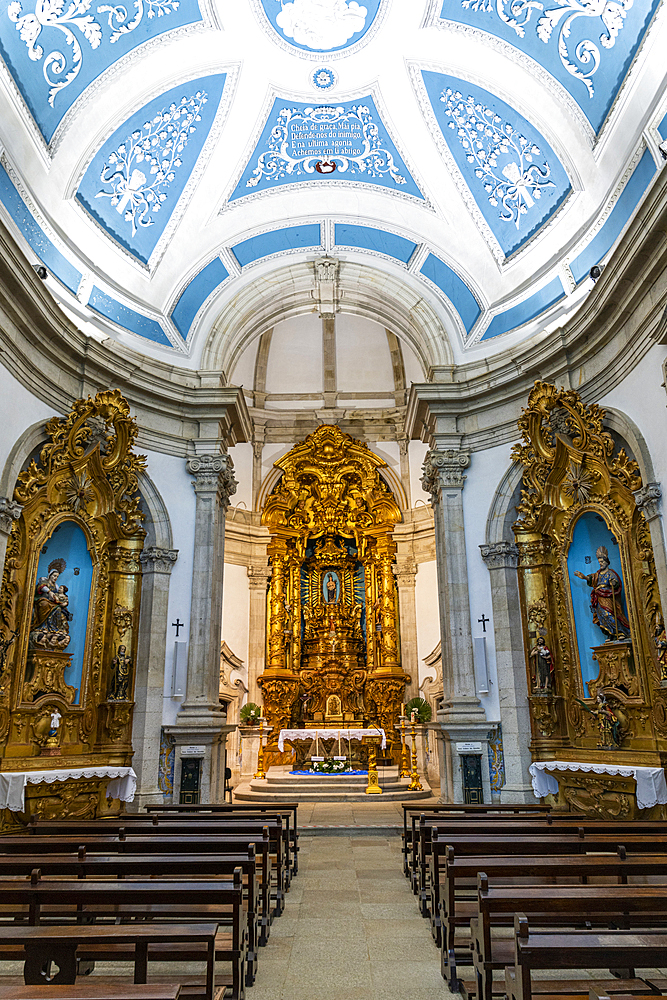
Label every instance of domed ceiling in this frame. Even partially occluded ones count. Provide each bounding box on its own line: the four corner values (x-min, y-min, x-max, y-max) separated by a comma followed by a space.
0, 0, 665, 363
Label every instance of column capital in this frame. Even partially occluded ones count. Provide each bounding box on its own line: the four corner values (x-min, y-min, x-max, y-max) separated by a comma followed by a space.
0, 497, 22, 537
480, 541, 520, 570
634, 481, 662, 521
186, 454, 238, 509
421, 448, 470, 500
247, 564, 271, 589
140, 546, 178, 574
393, 559, 418, 586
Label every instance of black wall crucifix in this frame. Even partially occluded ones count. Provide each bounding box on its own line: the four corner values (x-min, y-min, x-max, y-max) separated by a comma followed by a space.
477, 614, 490, 633
172, 618, 185, 637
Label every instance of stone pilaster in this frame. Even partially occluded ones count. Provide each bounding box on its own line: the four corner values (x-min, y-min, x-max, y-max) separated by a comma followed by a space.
0, 497, 22, 573
421, 449, 489, 802
173, 452, 237, 802
634, 483, 667, 611
131, 546, 178, 810
395, 559, 419, 700
480, 541, 534, 803
247, 564, 271, 703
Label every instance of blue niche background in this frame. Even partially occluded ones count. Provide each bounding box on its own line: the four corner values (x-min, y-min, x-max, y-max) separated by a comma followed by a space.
567, 511, 629, 688
231, 95, 423, 202
258, 0, 382, 54
438, 0, 660, 133
35, 520, 94, 703
0, 0, 203, 144
77, 74, 226, 264
422, 72, 571, 258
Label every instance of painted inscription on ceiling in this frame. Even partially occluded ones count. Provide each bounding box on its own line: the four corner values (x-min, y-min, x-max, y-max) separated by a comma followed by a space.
255, 0, 382, 54
230, 96, 423, 202
437, 0, 661, 132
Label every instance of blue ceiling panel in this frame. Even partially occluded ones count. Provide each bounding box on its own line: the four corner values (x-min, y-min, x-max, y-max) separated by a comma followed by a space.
171, 256, 229, 340
231, 224, 322, 267
0, 0, 204, 143
88, 285, 171, 344
437, 0, 660, 132
334, 223, 417, 263
76, 74, 226, 265
482, 275, 564, 340
256, 0, 381, 54
420, 252, 481, 334
230, 95, 423, 202
423, 71, 571, 258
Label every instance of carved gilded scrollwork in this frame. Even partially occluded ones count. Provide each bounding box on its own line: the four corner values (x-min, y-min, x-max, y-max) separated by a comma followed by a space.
258, 426, 408, 761
513, 381, 667, 780
0, 389, 145, 791
562, 775, 632, 820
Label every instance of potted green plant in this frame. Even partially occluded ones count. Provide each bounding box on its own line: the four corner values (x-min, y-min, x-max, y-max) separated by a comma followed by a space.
240, 702, 261, 725
405, 697, 432, 724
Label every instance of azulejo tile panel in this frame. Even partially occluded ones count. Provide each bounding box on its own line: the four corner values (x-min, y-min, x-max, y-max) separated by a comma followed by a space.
0, 0, 204, 143
422, 71, 571, 258
436, 0, 661, 132
255, 0, 382, 55
76, 73, 226, 264
230, 95, 424, 202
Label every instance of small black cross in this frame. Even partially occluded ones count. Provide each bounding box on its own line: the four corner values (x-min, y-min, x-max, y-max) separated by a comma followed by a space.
172, 618, 185, 637
478, 614, 490, 633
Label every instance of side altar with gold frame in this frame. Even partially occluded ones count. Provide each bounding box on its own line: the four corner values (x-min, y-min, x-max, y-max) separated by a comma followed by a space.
512, 382, 667, 818
257, 425, 410, 768
0, 390, 145, 825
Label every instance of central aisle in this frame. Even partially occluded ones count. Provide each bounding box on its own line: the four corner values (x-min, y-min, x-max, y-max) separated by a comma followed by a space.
249, 832, 449, 1000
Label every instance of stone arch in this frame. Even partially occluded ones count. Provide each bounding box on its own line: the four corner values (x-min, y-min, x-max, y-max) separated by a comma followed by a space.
0, 419, 50, 498
603, 406, 656, 484
485, 460, 523, 546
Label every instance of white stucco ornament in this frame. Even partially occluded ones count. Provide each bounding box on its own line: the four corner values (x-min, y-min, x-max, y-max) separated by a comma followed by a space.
276, 0, 367, 49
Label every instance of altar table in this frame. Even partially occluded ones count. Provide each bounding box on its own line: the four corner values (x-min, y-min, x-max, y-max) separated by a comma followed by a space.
0, 765, 137, 812
529, 760, 667, 810
277, 728, 387, 751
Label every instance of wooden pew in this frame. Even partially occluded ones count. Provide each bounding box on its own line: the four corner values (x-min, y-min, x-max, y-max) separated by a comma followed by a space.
145, 804, 300, 877
436, 847, 667, 989
0, 986, 182, 1000
0, 874, 246, 1000
0, 848, 262, 984
0, 924, 218, 1000
506, 918, 667, 1000
475, 882, 667, 1000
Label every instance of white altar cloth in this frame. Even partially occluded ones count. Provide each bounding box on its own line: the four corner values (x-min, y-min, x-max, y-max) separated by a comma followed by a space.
529, 760, 667, 811
0, 766, 137, 812
277, 728, 387, 751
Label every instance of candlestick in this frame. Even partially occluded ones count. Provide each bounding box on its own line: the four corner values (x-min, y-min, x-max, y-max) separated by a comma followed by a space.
407, 723, 423, 792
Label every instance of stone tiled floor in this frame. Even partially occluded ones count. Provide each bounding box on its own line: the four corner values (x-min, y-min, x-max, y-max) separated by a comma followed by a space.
296, 799, 437, 827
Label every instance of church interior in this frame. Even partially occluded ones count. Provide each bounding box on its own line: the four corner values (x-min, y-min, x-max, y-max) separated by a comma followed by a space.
1, 0, 667, 997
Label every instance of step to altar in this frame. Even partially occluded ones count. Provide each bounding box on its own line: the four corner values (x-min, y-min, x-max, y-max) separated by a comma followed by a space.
233, 765, 433, 802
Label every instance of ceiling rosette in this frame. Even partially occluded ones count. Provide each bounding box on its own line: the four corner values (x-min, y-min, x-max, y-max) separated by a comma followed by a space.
252, 0, 384, 57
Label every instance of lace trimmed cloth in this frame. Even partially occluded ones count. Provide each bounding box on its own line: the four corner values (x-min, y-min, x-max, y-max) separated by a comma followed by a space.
0, 765, 137, 812
277, 728, 386, 751
529, 760, 667, 810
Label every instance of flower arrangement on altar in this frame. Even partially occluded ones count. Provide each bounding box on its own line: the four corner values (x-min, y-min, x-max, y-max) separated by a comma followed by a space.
310, 757, 352, 774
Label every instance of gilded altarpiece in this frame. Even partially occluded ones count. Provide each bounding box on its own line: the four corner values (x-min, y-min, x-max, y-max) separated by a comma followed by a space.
513, 382, 667, 817
0, 391, 145, 824
258, 426, 409, 765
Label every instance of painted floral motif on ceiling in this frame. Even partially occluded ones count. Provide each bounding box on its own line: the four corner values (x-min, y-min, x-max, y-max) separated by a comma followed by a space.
0, 0, 203, 143
76, 73, 226, 264
230, 95, 424, 203
437, 0, 661, 131
254, 0, 382, 54
422, 71, 571, 257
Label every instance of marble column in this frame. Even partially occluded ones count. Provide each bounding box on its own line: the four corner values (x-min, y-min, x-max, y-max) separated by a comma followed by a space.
0, 497, 22, 572
480, 541, 534, 803
395, 559, 419, 700
131, 546, 178, 810
171, 453, 238, 802
421, 449, 489, 802
634, 483, 667, 609
247, 564, 271, 703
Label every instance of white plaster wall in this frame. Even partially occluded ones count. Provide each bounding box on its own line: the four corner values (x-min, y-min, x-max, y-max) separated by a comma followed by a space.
336, 315, 394, 393
228, 338, 258, 393
600, 343, 667, 494
409, 440, 430, 510
260, 443, 291, 493
229, 441, 252, 510
0, 363, 56, 486
370, 441, 401, 478
141, 449, 196, 727
415, 559, 440, 684
221, 562, 250, 673
462, 443, 515, 723
265, 316, 323, 394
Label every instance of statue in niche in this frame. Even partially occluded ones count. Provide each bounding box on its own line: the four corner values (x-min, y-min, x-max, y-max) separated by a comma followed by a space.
530, 635, 554, 694
325, 572, 338, 604
30, 558, 73, 650
573, 545, 631, 642
110, 644, 132, 701
653, 612, 667, 684
577, 690, 624, 749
